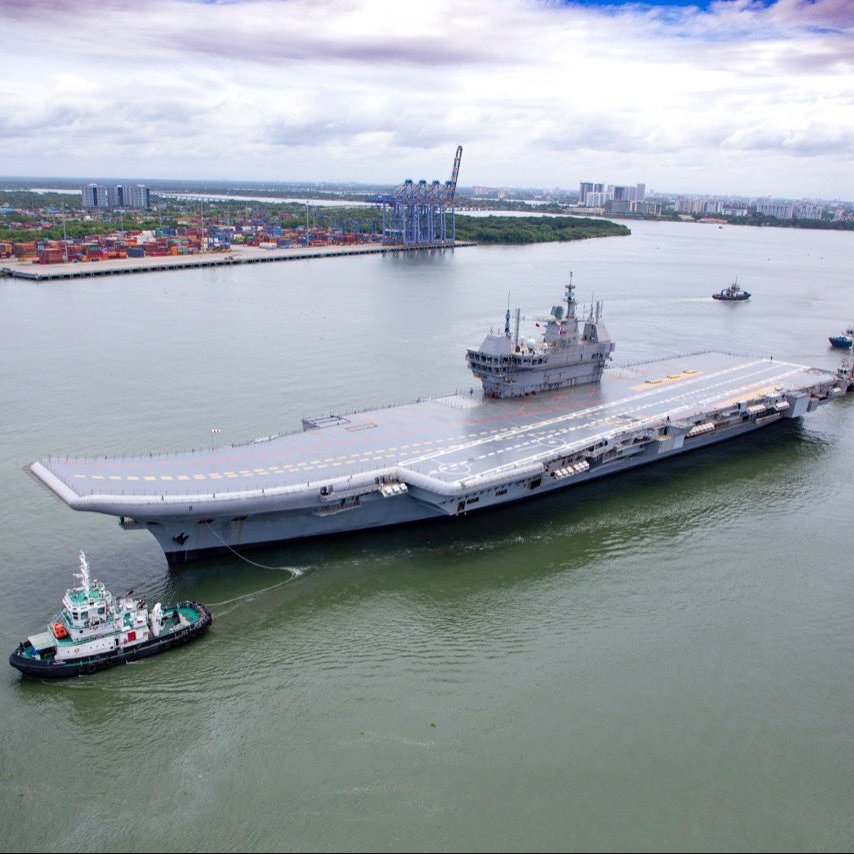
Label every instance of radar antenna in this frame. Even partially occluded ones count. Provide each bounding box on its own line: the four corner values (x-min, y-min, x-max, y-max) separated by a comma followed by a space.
565, 271, 577, 318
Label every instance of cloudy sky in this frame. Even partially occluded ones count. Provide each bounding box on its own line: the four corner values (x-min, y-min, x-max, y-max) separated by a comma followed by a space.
1, 0, 852, 198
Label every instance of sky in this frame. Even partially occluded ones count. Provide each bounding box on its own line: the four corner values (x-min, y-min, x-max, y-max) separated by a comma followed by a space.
1, 0, 852, 199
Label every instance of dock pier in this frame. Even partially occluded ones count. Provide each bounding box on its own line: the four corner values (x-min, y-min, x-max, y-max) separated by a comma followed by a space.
1, 241, 476, 282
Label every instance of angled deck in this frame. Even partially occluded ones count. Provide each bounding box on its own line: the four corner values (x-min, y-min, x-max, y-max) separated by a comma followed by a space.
32, 352, 837, 518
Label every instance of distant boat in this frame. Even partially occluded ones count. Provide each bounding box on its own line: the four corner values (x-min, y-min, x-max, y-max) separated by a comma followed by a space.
713, 278, 750, 301
829, 326, 854, 350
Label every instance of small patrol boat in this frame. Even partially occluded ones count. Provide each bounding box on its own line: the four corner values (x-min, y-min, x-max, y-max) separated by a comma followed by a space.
712, 279, 750, 301
9, 551, 211, 678
828, 326, 854, 349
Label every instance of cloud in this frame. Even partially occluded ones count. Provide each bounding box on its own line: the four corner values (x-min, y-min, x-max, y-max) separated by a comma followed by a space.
0, 0, 852, 196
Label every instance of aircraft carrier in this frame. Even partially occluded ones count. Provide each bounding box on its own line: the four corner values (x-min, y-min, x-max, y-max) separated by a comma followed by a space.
30, 284, 849, 564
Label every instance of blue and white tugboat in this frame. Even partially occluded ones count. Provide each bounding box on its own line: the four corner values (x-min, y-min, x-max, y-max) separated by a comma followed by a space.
9, 551, 211, 678
828, 325, 854, 350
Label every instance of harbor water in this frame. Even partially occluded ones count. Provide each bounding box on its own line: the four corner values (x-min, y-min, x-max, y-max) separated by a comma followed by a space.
0, 220, 852, 851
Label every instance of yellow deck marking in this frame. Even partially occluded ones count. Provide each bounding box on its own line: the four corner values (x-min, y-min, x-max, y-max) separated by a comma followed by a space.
160, 476, 173, 481
92, 475, 103, 480
143, 476, 156, 481
710, 384, 782, 409
109, 476, 121, 480
177, 475, 190, 481
209, 474, 222, 479
632, 369, 703, 391
126, 476, 139, 481
192, 475, 206, 480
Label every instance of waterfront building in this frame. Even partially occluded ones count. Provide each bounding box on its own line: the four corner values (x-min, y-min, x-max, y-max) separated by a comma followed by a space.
579, 182, 604, 205
580, 182, 645, 207
675, 196, 706, 215
756, 201, 794, 219
631, 200, 661, 216
794, 204, 823, 220
611, 184, 645, 202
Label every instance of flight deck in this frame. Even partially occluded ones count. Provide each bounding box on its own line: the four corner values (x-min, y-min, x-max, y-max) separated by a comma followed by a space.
33, 353, 835, 516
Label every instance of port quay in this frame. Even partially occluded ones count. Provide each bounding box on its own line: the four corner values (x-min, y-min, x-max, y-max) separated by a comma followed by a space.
1, 240, 477, 281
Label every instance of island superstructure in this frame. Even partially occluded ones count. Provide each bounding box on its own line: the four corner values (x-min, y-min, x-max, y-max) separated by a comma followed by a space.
30, 280, 848, 564
466, 276, 614, 397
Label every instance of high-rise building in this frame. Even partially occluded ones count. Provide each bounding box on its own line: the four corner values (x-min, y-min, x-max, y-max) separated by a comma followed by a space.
756, 202, 794, 220
80, 183, 151, 211
579, 182, 604, 205
81, 184, 109, 210
612, 184, 646, 203
794, 204, 822, 220
122, 185, 151, 210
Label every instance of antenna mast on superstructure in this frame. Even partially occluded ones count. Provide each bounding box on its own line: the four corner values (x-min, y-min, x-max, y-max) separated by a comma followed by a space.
76, 550, 90, 591
565, 271, 577, 318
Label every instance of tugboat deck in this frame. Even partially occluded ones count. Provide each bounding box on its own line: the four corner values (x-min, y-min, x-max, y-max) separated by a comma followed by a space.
32, 351, 836, 518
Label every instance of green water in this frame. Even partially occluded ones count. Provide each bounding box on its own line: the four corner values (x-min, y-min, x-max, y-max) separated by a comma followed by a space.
1, 221, 852, 851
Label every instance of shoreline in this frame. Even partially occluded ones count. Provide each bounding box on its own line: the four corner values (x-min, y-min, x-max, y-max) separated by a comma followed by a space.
0, 241, 475, 281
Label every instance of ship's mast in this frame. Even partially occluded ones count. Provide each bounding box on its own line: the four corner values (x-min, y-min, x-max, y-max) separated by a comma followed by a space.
514, 308, 521, 349
76, 550, 90, 591
566, 272, 577, 318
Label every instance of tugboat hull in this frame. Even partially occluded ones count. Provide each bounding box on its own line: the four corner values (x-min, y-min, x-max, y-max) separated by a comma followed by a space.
9, 602, 212, 678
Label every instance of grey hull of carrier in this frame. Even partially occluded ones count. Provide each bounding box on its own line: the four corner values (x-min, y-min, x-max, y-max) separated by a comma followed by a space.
31, 351, 845, 564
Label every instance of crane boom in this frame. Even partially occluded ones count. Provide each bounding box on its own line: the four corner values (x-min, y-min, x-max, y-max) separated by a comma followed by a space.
447, 145, 463, 202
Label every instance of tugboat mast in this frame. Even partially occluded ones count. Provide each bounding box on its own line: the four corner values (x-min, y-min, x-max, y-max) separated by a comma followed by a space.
76, 550, 90, 591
